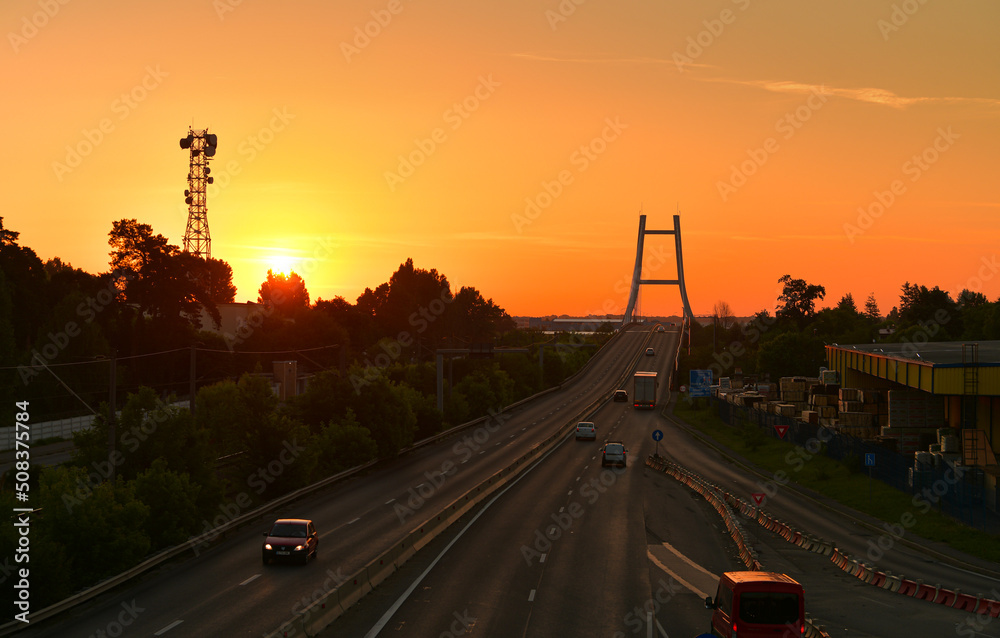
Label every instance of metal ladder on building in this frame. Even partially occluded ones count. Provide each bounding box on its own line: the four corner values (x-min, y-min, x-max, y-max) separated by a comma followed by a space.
962, 343, 985, 466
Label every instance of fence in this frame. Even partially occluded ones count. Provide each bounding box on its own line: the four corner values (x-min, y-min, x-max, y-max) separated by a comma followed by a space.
0, 401, 190, 450
712, 398, 992, 530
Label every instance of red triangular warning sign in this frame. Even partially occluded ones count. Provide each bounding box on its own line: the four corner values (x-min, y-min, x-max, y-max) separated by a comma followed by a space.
775, 425, 788, 438
752, 493, 765, 506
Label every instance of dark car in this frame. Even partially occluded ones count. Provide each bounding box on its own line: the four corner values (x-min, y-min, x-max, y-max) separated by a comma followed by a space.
613, 389, 628, 402
601, 441, 627, 467
262, 518, 318, 565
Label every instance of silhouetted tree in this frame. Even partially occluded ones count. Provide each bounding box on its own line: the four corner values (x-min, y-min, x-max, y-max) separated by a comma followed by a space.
258, 269, 309, 313
864, 293, 881, 322
776, 274, 826, 327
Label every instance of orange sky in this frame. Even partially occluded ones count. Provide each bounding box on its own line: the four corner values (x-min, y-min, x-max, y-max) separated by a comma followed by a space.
3, 0, 998, 317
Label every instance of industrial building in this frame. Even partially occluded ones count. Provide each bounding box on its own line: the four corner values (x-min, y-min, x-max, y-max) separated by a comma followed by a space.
827, 341, 1000, 510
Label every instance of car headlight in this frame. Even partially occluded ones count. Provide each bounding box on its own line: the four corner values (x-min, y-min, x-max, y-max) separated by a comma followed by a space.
294, 544, 305, 551
264, 543, 272, 550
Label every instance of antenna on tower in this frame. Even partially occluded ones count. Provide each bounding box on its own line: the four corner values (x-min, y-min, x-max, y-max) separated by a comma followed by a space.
179, 127, 217, 259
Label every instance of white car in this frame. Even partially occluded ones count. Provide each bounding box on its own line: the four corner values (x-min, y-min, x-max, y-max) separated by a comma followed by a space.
575, 422, 597, 440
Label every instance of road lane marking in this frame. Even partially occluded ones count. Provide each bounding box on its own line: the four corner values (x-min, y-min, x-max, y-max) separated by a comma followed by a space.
659, 541, 718, 580
385, 499, 395, 505
528, 589, 536, 601
363, 427, 571, 638
540, 554, 547, 563
347, 517, 360, 525
646, 549, 711, 600
154, 620, 183, 635
239, 574, 261, 586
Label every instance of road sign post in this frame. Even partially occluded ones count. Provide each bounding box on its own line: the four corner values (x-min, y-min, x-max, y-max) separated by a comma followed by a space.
865, 452, 875, 507
652, 429, 663, 458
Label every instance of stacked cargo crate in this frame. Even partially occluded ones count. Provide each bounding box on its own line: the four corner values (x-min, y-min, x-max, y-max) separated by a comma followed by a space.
837, 388, 878, 439
808, 382, 840, 426
880, 389, 946, 454
778, 377, 810, 420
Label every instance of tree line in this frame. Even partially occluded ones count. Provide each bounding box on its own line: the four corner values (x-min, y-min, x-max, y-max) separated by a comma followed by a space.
0, 215, 612, 610
679, 274, 997, 385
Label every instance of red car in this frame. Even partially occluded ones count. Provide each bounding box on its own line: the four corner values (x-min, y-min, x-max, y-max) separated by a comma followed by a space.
262, 518, 318, 565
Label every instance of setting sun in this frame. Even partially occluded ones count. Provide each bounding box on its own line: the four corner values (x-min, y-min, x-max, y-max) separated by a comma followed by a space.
269, 255, 295, 277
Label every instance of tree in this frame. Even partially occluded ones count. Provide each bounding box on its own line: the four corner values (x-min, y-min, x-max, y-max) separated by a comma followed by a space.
713, 300, 736, 330
776, 275, 826, 327
836, 293, 858, 314
864, 293, 881, 322
132, 459, 202, 549
897, 282, 957, 330
107, 219, 234, 328
756, 331, 826, 379
316, 409, 378, 474
259, 269, 310, 313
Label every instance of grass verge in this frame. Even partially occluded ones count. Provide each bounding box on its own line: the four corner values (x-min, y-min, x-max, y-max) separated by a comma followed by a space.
671, 399, 1000, 564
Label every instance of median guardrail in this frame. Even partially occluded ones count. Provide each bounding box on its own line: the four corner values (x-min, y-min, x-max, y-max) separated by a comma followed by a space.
0, 325, 645, 636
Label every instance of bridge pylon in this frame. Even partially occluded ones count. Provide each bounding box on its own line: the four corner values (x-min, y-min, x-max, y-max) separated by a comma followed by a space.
622, 214, 694, 324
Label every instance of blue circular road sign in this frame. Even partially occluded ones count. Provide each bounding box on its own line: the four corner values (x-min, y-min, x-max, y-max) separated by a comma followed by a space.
652, 430, 663, 441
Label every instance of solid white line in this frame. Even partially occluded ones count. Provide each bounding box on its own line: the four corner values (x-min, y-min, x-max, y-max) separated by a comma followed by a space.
239, 574, 261, 586
154, 620, 183, 635
364, 427, 571, 638
647, 611, 653, 638
659, 541, 718, 580
646, 549, 711, 600
528, 589, 536, 601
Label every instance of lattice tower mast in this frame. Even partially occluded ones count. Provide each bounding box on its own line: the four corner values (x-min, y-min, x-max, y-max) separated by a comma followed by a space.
179, 128, 218, 259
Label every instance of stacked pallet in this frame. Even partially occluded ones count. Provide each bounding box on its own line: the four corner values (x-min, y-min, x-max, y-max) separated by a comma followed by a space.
809, 383, 840, 426
779, 377, 814, 417
879, 390, 946, 453
837, 387, 881, 439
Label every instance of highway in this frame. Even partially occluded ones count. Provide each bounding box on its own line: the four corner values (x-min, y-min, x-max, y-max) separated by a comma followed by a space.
16, 327, 652, 637
323, 327, 1000, 638
18, 325, 1000, 637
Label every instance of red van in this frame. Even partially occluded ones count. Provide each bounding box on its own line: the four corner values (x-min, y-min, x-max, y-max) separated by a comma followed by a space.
704, 571, 805, 637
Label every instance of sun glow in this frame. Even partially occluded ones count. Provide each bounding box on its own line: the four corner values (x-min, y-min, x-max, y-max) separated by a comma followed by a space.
269, 255, 296, 276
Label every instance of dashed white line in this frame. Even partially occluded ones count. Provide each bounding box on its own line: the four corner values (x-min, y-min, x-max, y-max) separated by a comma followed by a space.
155, 620, 183, 635
540, 554, 547, 563
528, 589, 536, 601
239, 574, 261, 586
385, 499, 395, 505
347, 517, 360, 525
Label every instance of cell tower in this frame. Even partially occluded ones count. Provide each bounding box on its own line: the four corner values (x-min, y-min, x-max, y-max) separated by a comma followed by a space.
179, 128, 218, 259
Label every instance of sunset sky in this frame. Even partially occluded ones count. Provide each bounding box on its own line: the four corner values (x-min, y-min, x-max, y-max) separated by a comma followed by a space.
3, 0, 998, 318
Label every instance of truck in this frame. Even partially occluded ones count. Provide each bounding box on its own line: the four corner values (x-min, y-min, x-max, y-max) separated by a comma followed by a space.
633, 371, 658, 409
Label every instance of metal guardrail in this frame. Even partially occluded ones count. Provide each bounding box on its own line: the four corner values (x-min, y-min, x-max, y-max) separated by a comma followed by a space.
0, 326, 642, 636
